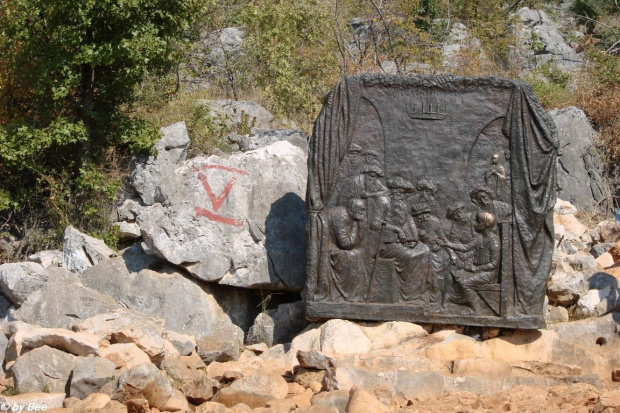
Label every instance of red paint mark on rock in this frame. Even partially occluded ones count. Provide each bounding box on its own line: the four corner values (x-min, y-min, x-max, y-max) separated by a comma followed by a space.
195, 207, 245, 227
193, 164, 249, 175
194, 164, 247, 227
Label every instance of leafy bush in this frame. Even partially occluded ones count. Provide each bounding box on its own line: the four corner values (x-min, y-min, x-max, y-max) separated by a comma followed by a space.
0, 0, 207, 258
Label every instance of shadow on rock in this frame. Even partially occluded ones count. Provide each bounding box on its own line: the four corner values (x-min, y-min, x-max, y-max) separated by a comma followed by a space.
265, 192, 307, 291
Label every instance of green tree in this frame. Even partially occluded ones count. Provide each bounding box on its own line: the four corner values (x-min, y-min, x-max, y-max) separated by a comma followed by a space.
0, 0, 208, 255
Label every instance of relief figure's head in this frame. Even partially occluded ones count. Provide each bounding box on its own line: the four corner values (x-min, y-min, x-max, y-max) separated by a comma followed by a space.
387, 176, 414, 200
446, 202, 466, 222
475, 211, 496, 233
470, 186, 494, 210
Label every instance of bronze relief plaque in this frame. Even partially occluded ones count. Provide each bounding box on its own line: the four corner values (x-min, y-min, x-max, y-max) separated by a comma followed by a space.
305, 75, 558, 329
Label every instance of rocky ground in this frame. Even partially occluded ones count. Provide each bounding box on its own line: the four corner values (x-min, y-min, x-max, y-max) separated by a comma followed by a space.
0, 117, 617, 411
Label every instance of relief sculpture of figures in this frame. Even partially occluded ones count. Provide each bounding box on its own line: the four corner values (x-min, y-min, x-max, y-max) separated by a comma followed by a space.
444, 211, 501, 314
306, 75, 558, 329
321, 199, 367, 302
378, 177, 430, 303
485, 154, 508, 201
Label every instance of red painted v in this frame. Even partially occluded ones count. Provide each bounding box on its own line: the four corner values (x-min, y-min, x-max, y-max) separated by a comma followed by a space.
197, 173, 237, 212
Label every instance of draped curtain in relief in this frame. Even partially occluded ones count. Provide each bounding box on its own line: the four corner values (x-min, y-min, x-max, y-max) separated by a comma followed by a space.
306, 76, 363, 299
503, 82, 558, 315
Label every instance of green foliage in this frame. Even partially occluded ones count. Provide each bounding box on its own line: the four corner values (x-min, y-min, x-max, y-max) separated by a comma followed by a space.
241, 0, 337, 120
525, 60, 573, 109
530, 31, 545, 53
452, 0, 518, 67
587, 48, 620, 84
187, 103, 232, 155
0, 0, 207, 258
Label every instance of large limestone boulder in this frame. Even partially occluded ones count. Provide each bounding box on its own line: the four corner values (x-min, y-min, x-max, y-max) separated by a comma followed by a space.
549, 107, 611, 212
547, 271, 588, 306
129, 121, 190, 206
160, 356, 219, 404
10, 345, 76, 393
112, 362, 174, 409
11, 277, 120, 329
70, 355, 116, 399
135, 140, 307, 291
196, 322, 244, 364
79, 251, 241, 340
0, 262, 48, 306
74, 311, 166, 365
19, 327, 101, 357
210, 373, 288, 408
320, 320, 372, 355
27, 249, 62, 268
62, 226, 117, 274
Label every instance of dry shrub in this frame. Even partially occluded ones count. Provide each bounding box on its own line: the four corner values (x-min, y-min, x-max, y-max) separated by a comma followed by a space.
574, 75, 620, 167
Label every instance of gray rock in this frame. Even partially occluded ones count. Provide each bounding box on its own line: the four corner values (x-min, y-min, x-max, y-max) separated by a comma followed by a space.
136, 141, 307, 291
62, 226, 117, 274
549, 107, 611, 212
129, 121, 190, 206
11, 277, 120, 329
590, 243, 615, 259
114, 199, 142, 222
27, 250, 62, 268
576, 286, 620, 317
237, 129, 308, 153
310, 390, 350, 412
297, 350, 333, 370
547, 271, 588, 306
79, 254, 240, 340
247, 301, 309, 347
517, 8, 583, 72
246, 312, 274, 347
0, 262, 48, 306
113, 362, 173, 409
75, 310, 166, 365
549, 312, 620, 347
10, 345, 76, 394
0, 331, 8, 370
205, 27, 245, 67
565, 252, 598, 274
324, 366, 393, 393
195, 100, 275, 131
441, 22, 485, 69
394, 371, 446, 400
591, 220, 620, 243
113, 222, 141, 241
546, 305, 569, 324
70, 355, 116, 399
163, 331, 196, 356
196, 322, 243, 364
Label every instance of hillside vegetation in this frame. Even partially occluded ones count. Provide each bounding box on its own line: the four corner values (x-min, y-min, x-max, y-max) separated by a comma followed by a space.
0, 0, 619, 261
